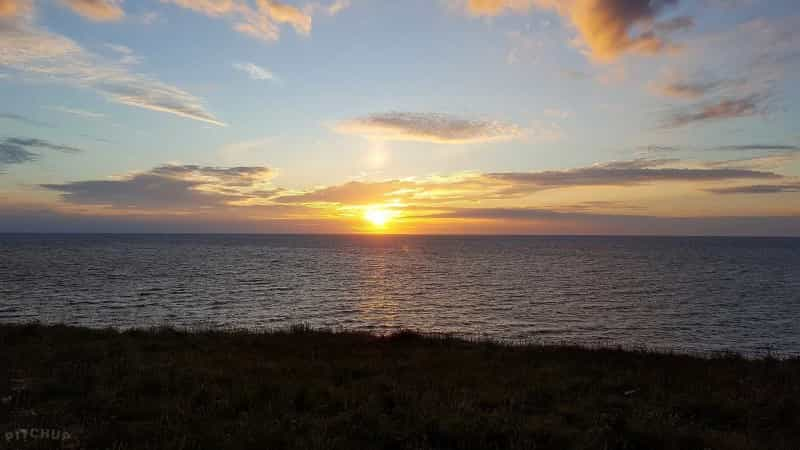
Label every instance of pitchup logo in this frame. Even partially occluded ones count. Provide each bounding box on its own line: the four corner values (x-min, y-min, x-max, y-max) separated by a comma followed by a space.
3, 428, 73, 447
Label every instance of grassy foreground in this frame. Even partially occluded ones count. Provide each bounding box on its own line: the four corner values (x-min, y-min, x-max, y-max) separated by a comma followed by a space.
1, 324, 799, 450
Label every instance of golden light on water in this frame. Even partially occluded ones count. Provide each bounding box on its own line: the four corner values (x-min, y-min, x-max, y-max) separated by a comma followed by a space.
364, 207, 395, 229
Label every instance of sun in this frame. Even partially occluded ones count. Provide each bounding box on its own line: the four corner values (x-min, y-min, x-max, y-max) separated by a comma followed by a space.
364, 207, 395, 229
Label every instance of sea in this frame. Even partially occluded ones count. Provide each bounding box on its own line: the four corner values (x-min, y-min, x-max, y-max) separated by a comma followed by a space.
1, 234, 799, 356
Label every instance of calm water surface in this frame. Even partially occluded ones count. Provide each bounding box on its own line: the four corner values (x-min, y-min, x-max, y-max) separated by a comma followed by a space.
1, 234, 799, 355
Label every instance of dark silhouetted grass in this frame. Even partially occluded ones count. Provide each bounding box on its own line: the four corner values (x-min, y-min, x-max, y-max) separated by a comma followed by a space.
2, 323, 799, 449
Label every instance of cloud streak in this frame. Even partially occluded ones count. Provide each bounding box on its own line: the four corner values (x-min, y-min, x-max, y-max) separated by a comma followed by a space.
334, 112, 523, 144
58, 0, 124, 21
410, 207, 800, 235
46, 105, 105, 119
651, 77, 727, 100
660, 93, 768, 129
0, 11, 225, 126
0, 136, 82, 171
233, 62, 276, 81
0, 144, 36, 166
0, 112, 50, 127
104, 43, 142, 65
3, 137, 81, 153
706, 183, 800, 195
485, 159, 781, 189
711, 144, 800, 152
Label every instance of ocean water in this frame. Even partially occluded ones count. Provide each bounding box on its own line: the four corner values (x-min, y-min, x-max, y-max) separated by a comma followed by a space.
1, 234, 799, 355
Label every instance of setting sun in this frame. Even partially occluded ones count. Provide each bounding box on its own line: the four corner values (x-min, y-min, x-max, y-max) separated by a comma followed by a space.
364, 207, 395, 229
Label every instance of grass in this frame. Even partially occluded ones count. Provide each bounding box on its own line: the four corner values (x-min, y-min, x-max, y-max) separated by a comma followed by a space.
1, 324, 799, 450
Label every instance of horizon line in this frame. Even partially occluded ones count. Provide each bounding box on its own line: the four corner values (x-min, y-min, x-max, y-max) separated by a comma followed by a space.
1, 232, 799, 238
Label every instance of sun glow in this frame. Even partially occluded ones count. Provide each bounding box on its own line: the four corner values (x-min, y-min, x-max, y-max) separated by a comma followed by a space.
364, 207, 395, 229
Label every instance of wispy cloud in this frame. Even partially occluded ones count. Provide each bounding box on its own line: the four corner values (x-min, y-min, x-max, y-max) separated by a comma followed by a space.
104, 43, 142, 65
706, 183, 800, 195
660, 93, 768, 129
555, 200, 646, 212
136, 11, 161, 25
233, 62, 276, 81
633, 144, 800, 158
0, 136, 82, 172
711, 144, 800, 152
58, 0, 124, 22
0, 143, 37, 167
652, 16, 799, 129
0, 112, 50, 127
46, 105, 105, 119
2, 137, 81, 153
702, 152, 800, 171
0, 12, 225, 126
321, 0, 350, 16
640, 144, 800, 171
334, 112, 523, 144
650, 76, 728, 100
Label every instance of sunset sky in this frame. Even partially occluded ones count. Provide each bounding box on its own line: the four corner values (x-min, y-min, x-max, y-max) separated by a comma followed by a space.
1, 0, 799, 234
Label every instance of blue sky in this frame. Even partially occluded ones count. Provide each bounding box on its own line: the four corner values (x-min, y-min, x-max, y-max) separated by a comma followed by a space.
1, 0, 799, 234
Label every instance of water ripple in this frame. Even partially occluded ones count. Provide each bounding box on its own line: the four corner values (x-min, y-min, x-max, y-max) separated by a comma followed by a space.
1, 234, 799, 355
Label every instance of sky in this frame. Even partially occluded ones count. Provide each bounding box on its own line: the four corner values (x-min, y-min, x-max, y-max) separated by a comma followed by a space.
0, 0, 799, 235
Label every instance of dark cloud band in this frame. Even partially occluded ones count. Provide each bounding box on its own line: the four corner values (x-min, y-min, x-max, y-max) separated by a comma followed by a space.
0, 137, 83, 172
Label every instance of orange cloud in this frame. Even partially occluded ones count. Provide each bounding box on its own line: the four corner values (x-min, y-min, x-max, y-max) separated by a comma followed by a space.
257, 0, 310, 34
0, 0, 17, 16
162, 0, 237, 16
0, 0, 30, 17
162, 0, 318, 41
59, 0, 124, 21
465, 0, 686, 61
466, 0, 538, 16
